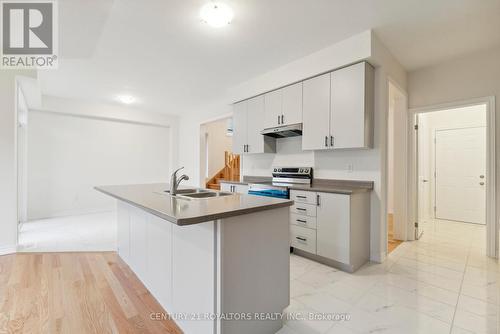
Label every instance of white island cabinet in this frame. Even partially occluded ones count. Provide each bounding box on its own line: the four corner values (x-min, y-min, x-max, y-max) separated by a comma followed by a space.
99, 183, 292, 334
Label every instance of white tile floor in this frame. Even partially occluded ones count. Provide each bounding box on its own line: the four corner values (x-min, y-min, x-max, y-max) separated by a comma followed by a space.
281, 219, 500, 334
18, 211, 117, 252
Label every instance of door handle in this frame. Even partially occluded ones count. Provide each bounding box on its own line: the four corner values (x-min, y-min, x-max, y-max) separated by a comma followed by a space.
480, 182, 485, 185
295, 236, 307, 242
296, 219, 307, 224
281, 115, 284, 124
480, 175, 485, 179
422, 179, 429, 183
325, 136, 328, 147
316, 194, 320, 206
330, 136, 334, 147
278, 115, 280, 125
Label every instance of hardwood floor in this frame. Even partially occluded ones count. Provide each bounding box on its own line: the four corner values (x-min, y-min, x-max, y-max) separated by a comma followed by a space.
0, 252, 182, 334
387, 213, 403, 253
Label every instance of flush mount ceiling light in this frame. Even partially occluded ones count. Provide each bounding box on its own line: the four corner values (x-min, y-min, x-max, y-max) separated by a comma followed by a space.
116, 94, 136, 105
200, 2, 234, 28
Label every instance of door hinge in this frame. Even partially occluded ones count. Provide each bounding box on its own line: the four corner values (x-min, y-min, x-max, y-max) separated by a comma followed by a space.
414, 124, 418, 130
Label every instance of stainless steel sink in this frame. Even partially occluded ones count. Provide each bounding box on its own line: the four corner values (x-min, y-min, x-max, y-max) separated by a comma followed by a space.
164, 189, 209, 194
179, 191, 233, 199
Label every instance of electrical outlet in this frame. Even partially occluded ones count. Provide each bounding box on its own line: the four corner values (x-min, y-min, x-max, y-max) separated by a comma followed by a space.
347, 164, 354, 173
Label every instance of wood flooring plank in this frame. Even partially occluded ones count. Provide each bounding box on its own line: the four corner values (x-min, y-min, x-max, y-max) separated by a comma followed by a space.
0, 252, 181, 334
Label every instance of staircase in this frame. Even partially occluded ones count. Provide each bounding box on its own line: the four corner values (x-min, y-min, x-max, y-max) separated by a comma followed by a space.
206, 151, 240, 190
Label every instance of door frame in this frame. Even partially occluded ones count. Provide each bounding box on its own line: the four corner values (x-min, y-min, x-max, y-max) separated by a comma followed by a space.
409, 96, 497, 257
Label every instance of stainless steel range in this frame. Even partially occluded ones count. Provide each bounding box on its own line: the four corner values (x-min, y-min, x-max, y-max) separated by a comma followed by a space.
248, 167, 313, 199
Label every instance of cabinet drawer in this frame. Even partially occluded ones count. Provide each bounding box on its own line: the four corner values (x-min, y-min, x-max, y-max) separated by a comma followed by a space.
290, 225, 316, 254
291, 202, 317, 217
290, 213, 317, 229
290, 190, 317, 205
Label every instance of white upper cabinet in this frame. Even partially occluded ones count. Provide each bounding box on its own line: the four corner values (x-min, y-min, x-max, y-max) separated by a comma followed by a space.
264, 89, 282, 129
264, 82, 303, 129
233, 96, 276, 155
330, 62, 374, 149
282, 82, 303, 126
302, 62, 374, 151
232, 101, 247, 154
302, 73, 331, 150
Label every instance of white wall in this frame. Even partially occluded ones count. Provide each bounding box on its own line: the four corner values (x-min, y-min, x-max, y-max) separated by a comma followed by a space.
200, 117, 233, 183
418, 105, 487, 221
0, 71, 37, 254
409, 46, 500, 244
27, 111, 172, 219
178, 30, 407, 262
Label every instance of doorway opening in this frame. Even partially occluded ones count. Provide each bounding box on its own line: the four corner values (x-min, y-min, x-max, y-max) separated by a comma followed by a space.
199, 116, 240, 190
417, 104, 487, 242
386, 81, 408, 254
410, 97, 497, 257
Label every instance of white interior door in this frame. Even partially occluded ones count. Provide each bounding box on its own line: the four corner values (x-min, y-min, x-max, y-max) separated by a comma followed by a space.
435, 127, 486, 224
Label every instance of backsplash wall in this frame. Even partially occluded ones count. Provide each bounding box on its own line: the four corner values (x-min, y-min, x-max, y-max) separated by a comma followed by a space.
241, 136, 379, 181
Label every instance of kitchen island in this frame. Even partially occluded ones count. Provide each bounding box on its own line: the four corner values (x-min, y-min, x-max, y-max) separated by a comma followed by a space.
96, 183, 293, 334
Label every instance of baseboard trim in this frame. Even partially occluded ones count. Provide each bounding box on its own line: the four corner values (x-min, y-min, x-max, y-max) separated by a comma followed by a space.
0, 244, 17, 256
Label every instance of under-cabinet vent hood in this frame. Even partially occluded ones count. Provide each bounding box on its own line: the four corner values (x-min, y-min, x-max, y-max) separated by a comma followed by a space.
261, 123, 302, 138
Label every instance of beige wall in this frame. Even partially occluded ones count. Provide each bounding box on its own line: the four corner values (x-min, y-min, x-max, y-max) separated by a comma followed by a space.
409, 46, 500, 251
200, 118, 233, 183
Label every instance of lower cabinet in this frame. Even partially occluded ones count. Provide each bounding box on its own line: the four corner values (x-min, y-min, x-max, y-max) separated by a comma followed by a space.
290, 190, 370, 272
220, 182, 249, 194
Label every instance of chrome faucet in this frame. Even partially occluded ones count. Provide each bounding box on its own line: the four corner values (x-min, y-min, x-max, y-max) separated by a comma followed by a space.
170, 167, 190, 195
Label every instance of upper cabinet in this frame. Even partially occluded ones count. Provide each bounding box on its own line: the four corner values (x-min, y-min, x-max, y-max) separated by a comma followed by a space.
232, 61, 374, 153
302, 73, 331, 150
263, 82, 303, 129
302, 62, 374, 151
330, 62, 374, 149
233, 96, 276, 155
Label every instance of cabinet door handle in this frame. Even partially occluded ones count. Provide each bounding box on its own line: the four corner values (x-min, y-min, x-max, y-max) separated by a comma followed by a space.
281, 114, 284, 124
325, 136, 328, 147
296, 195, 307, 199
278, 115, 281, 125
296, 219, 307, 224
295, 236, 307, 242
316, 194, 320, 206
296, 207, 306, 211
330, 136, 334, 147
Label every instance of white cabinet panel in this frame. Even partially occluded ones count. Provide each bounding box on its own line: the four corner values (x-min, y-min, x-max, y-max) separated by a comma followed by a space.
264, 89, 282, 129
129, 208, 148, 282
220, 182, 232, 192
235, 184, 249, 194
117, 202, 130, 263
282, 82, 302, 125
302, 73, 331, 150
290, 225, 316, 254
247, 95, 266, 154
220, 183, 248, 194
290, 213, 317, 230
331, 62, 374, 149
232, 101, 247, 154
147, 215, 173, 311
290, 202, 317, 217
316, 193, 350, 263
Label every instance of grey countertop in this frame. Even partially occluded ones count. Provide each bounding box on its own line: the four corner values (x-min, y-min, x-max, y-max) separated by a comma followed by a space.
220, 177, 374, 194
95, 183, 293, 226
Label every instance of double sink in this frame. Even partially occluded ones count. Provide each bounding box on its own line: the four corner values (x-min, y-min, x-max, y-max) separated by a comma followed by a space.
164, 188, 234, 199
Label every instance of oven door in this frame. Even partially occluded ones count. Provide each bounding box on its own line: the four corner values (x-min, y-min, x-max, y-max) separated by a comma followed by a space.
247, 184, 289, 199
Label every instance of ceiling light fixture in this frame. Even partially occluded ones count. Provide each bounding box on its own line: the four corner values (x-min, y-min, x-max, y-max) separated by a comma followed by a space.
116, 94, 136, 105
200, 2, 233, 28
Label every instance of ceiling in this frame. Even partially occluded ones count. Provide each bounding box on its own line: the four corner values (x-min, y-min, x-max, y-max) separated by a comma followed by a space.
38, 0, 500, 115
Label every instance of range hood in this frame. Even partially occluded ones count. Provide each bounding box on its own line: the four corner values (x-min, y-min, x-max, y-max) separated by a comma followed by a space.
261, 123, 302, 138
